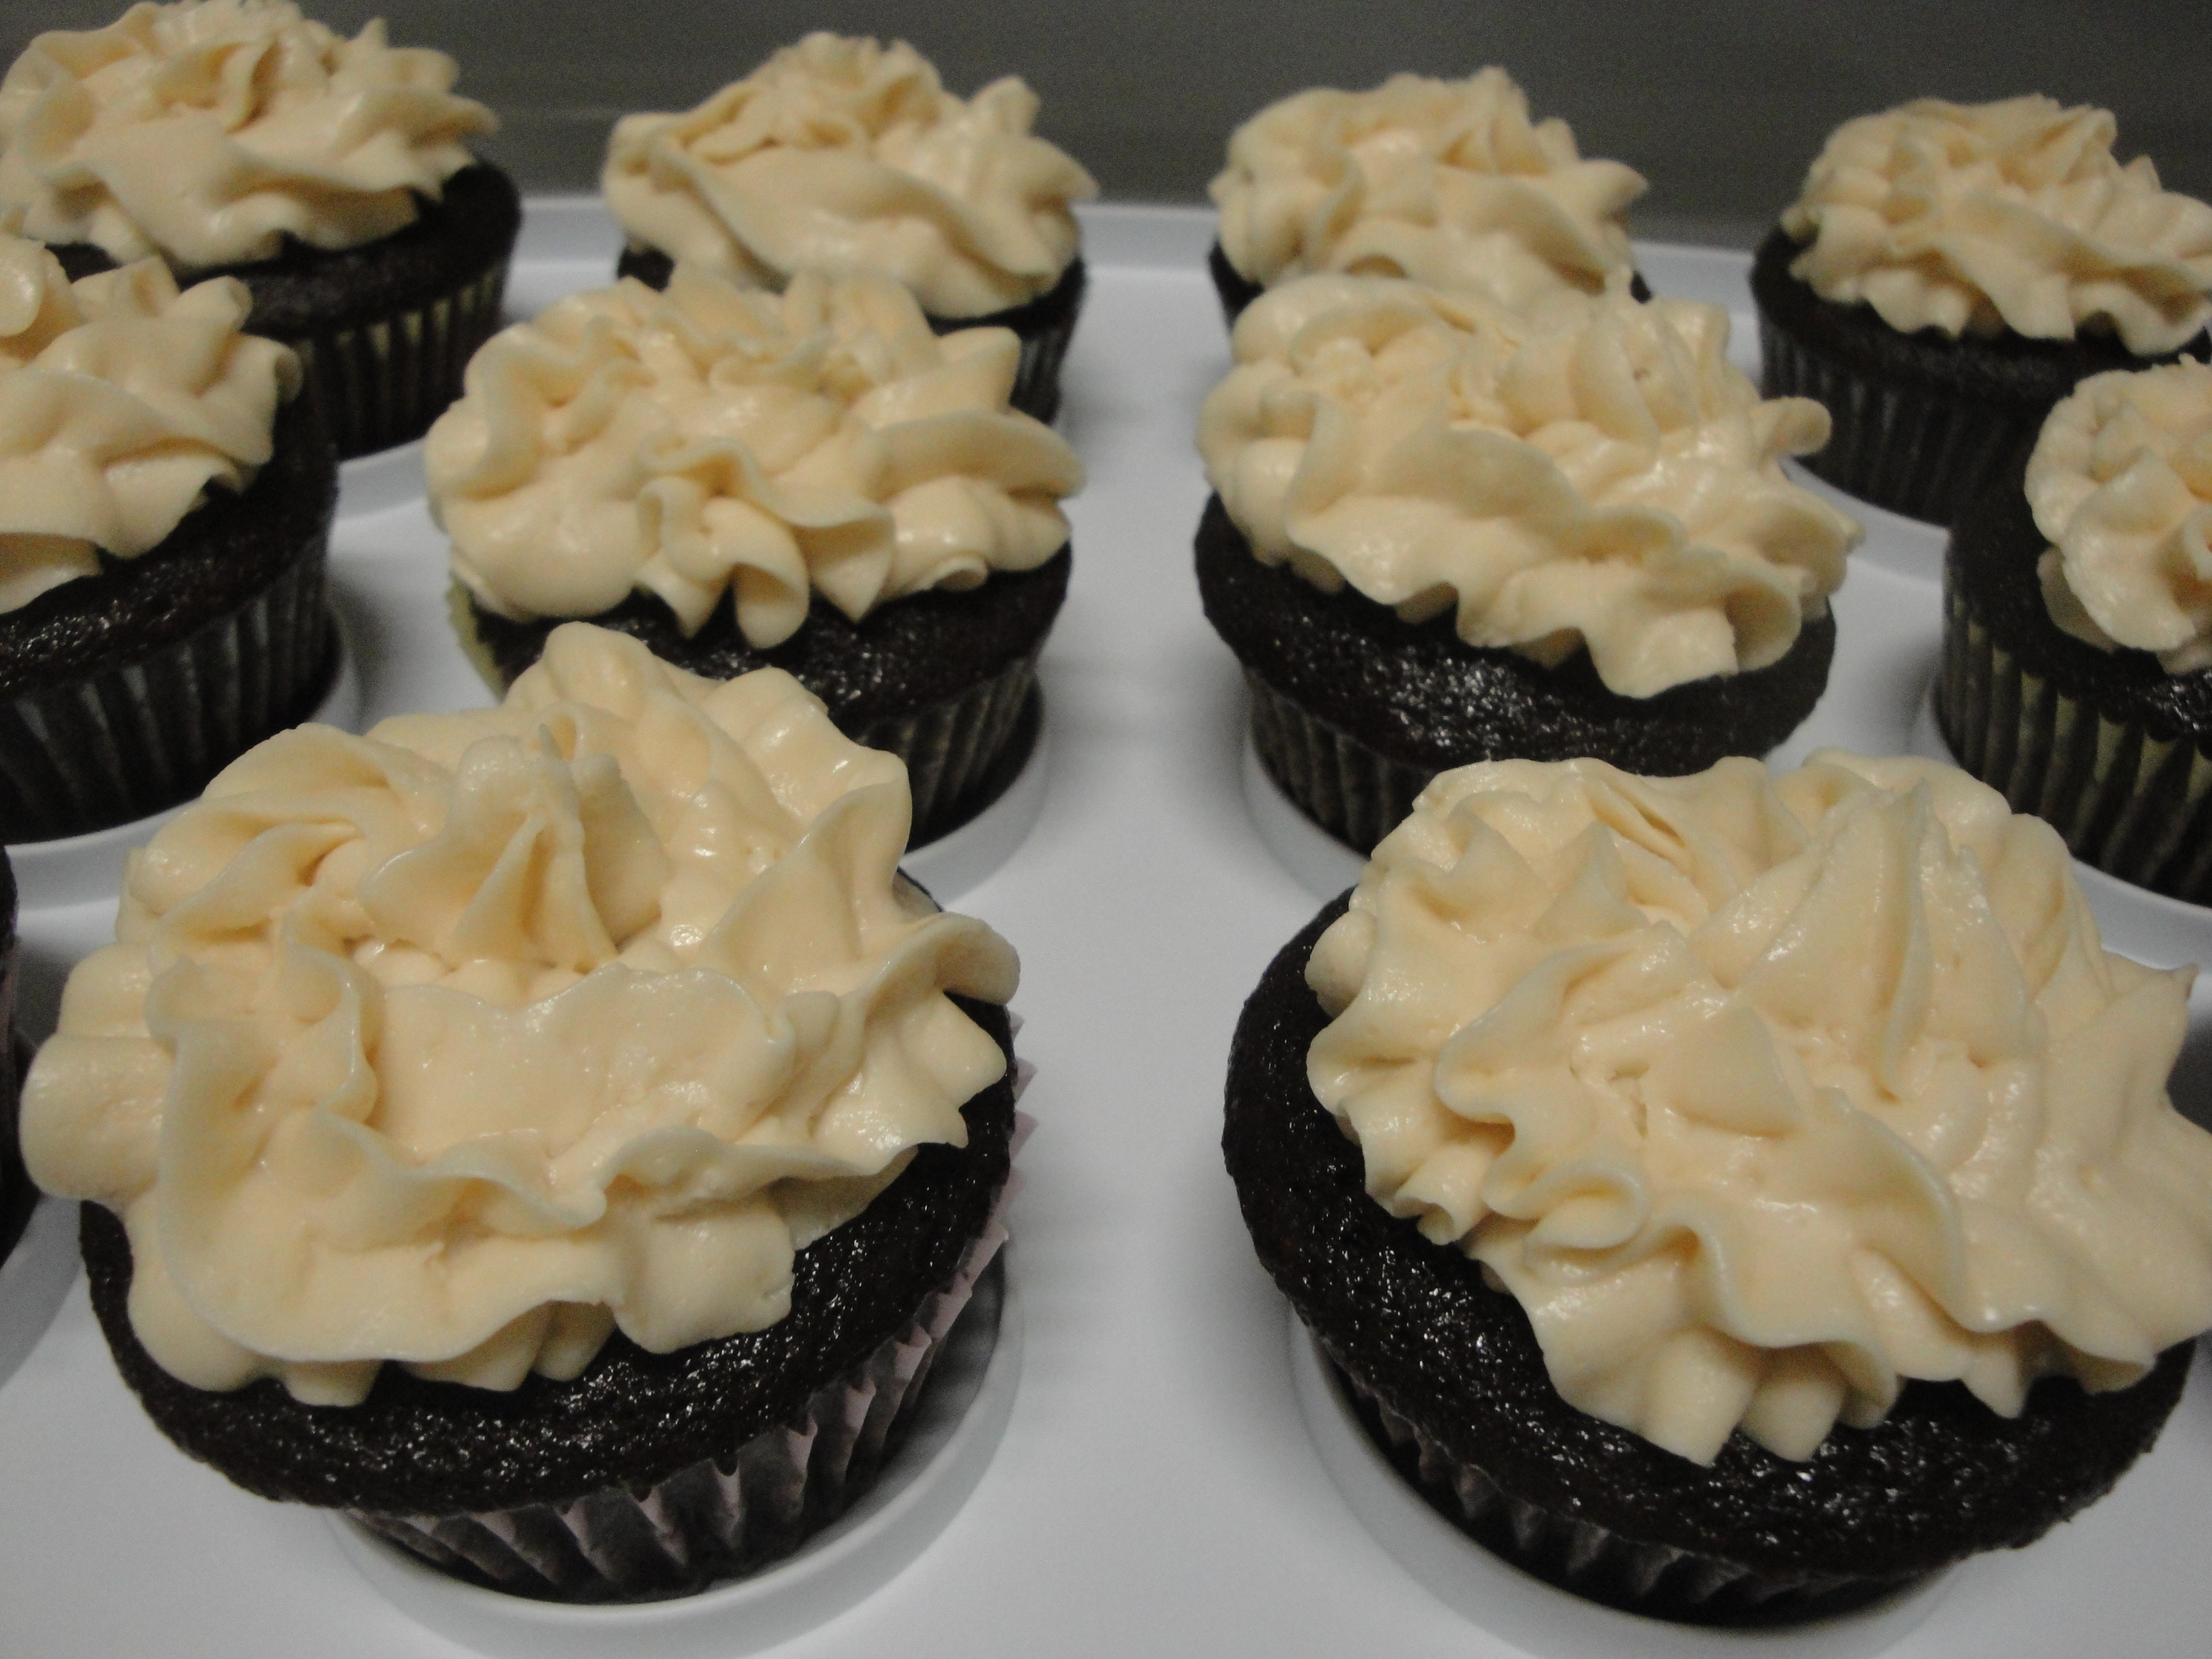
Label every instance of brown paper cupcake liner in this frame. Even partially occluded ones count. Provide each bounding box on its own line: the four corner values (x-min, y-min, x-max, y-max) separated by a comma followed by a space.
1245, 671, 1429, 854
862, 664, 1043, 848
288, 260, 510, 461
614, 248, 1083, 425
1938, 585, 2212, 905
352, 1102, 1033, 1604
0, 568, 339, 844
1757, 317, 2034, 528
1318, 1335, 1914, 1626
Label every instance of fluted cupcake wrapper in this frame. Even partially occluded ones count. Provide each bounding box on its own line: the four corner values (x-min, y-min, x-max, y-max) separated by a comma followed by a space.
352, 1099, 1034, 1604
0, 562, 338, 844
1757, 316, 2036, 528
1938, 586, 2212, 905
1245, 671, 1429, 854
858, 661, 1043, 850
992, 260, 1085, 427
287, 260, 510, 461
1320, 1337, 1915, 1627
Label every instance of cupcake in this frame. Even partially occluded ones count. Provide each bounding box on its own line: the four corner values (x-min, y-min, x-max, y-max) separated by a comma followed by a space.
0, 0, 521, 460
1754, 96, 2212, 527
1196, 275, 1860, 852
1225, 750, 2212, 1624
1939, 360, 2212, 901
21, 623, 1023, 1601
603, 32, 1094, 424
0, 233, 336, 843
431, 262, 1084, 847
1208, 67, 1647, 329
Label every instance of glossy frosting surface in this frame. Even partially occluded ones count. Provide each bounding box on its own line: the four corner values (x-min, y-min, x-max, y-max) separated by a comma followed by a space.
602, 32, 1095, 319
1306, 751, 2212, 1464
2029, 362, 2212, 673
22, 625, 1018, 1404
0, 0, 493, 269
0, 232, 299, 612
1210, 68, 1644, 312
429, 263, 1081, 648
1196, 276, 1858, 698
1780, 96, 2212, 356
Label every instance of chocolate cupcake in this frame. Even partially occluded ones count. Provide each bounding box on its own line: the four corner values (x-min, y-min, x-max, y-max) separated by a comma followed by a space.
431, 264, 1083, 847
1208, 67, 1647, 329
1226, 752, 2212, 1624
1755, 96, 2212, 527
0, 0, 520, 460
0, 236, 337, 843
1196, 276, 1860, 851
603, 33, 1094, 424
22, 625, 1025, 1601
1938, 362, 2212, 902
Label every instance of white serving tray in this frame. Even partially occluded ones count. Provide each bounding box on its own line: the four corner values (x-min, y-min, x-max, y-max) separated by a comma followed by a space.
3, 204, 2209, 1659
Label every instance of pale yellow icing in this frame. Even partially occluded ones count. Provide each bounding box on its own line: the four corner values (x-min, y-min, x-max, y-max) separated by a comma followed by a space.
602, 32, 1095, 319
428, 262, 1082, 649
1210, 68, 1645, 312
2029, 362, 2212, 673
1196, 276, 1860, 699
1781, 96, 2212, 357
0, 0, 494, 270
20, 624, 1018, 1404
1307, 751, 2212, 1465
0, 231, 300, 613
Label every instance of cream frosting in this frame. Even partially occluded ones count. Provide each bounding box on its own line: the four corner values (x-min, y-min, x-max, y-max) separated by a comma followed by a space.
0, 231, 300, 613
602, 32, 1096, 319
429, 262, 1082, 649
1210, 68, 1645, 312
20, 624, 1018, 1404
2029, 362, 2212, 673
1307, 751, 2212, 1465
1780, 96, 2212, 357
0, 0, 495, 270
1196, 276, 1860, 698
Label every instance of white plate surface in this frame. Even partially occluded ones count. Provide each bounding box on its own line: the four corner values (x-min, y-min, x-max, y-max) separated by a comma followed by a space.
4, 206, 2212, 1659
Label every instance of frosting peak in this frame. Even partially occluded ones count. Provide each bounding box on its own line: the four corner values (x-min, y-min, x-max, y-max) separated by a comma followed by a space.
430, 262, 1082, 648
2029, 362, 2212, 673
0, 231, 300, 613
602, 32, 1096, 318
21, 625, 1018, 1403
1780, 96, 2212, 355
0, 0, 495, 270
1307, 752, 2212, 1464
1196, 276, 1860, 697
1210, 68, 1645, 311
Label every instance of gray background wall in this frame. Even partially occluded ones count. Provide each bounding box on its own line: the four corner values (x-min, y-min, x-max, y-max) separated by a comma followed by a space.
7, 1, 2209, 247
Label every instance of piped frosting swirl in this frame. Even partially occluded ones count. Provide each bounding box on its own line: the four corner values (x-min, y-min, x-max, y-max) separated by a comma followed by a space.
1196, 276, 1860, 698
21, 624, 1019, 1404
0, 231, 300, 613
2029, 362, 2212, 673
1307, 751, 2212, 1464
1780, 96, 2212, 356
1210, 68, 1645, 312
602, 32, 1096, 319
0, 0, 495, 270
428, 262, 1082, 648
